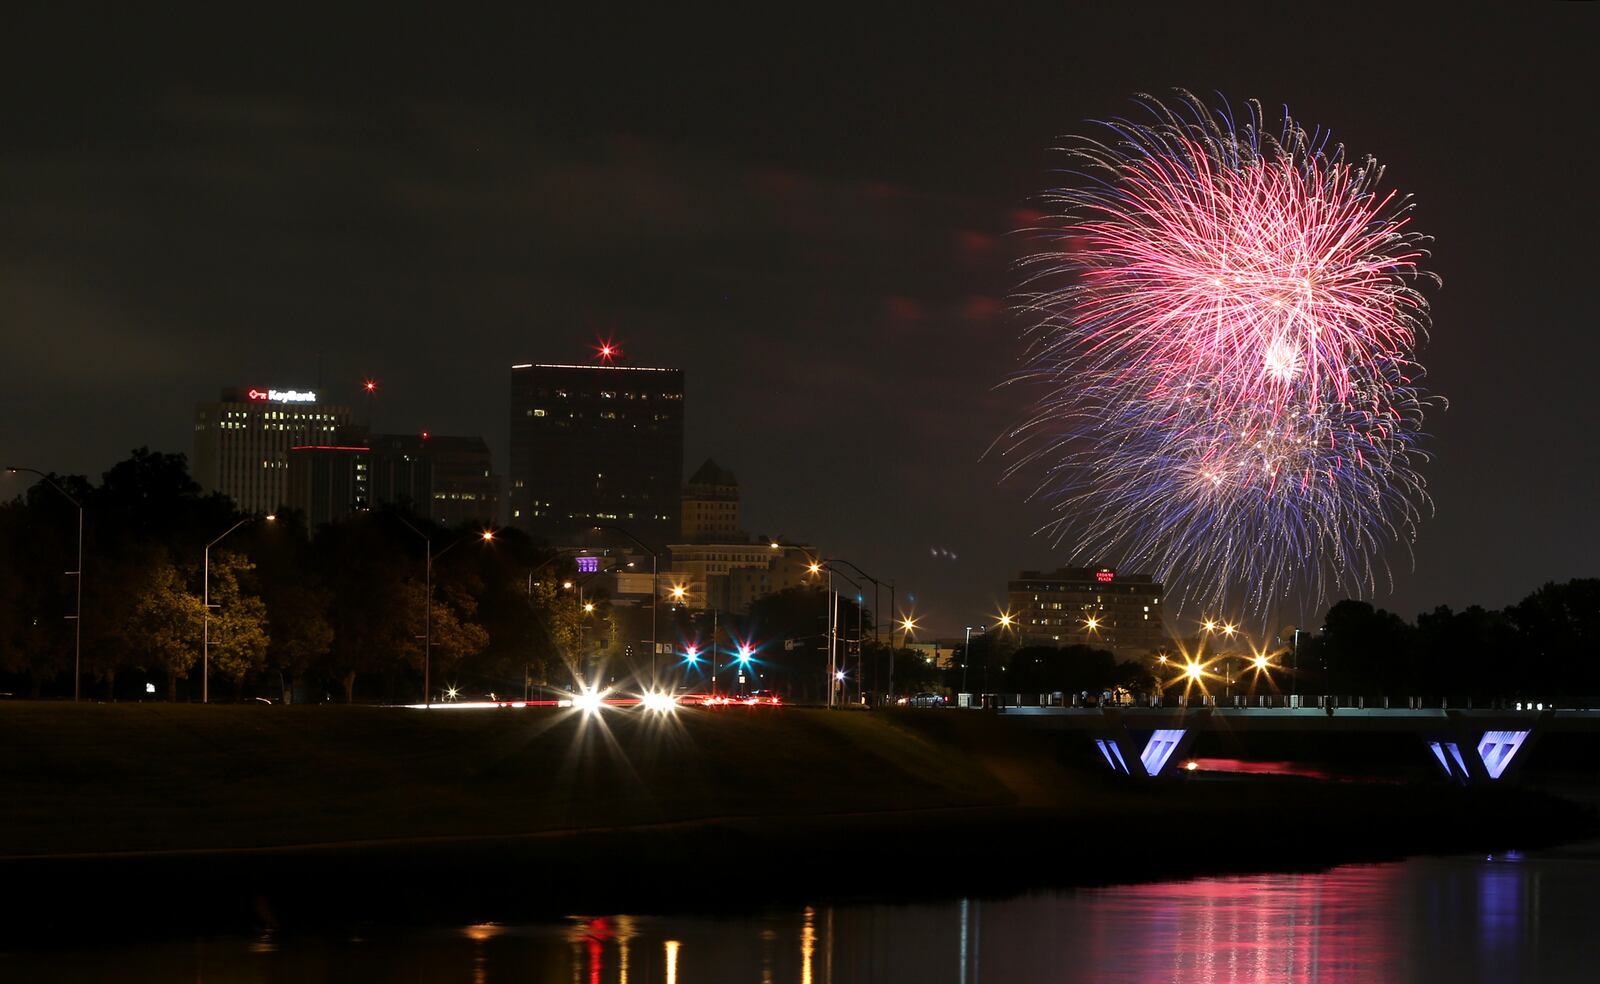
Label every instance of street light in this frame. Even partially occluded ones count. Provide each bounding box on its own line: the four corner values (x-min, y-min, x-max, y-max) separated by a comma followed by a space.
825, 558, 889, 702
203, 513, 275, 704
592, 525, 658, 688
806, 556, 889, 704
6, 466, 83, 702
898, 614, 919, 640
812, 564, 863, 707
397, 516, 495, 707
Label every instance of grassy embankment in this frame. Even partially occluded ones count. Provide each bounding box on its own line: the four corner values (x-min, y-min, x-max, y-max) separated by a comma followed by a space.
0, 702, 1592, 935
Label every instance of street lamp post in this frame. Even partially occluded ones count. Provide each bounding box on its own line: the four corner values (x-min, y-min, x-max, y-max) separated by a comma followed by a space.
204, 514, 275, 704
830, 569, 863, 706
592, 525, 658, 688
398, 517, 494, 707
823, 558, 887, 702
6, 467, 83, 702
807, 557, 887, 704
962, 626, 973, 698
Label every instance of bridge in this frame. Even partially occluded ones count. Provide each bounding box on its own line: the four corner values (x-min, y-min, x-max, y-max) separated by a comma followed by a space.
987, 703, 1600, 785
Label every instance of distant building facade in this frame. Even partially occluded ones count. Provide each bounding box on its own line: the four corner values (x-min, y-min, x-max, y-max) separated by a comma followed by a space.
1007, 566, 1168, 658
681, 458, 741, 542
285, 432, 495, 528
193, 386, 351, 514
368, 433, 497, 527
665, 542, 814, 613
508, 362, 685, 548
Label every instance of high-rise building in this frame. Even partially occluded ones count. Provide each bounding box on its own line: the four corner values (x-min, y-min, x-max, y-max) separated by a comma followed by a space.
1007, 566, 1168, 658
681, 458, 741, 542
285, 432, 496, 528
368, 433, 498, 527
193, 386, 352, 514
509, 362, 685, 548
283, 444, 392, 527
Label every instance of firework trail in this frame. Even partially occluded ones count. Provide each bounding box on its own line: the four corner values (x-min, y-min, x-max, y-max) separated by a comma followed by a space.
1004, 91, 1441, 619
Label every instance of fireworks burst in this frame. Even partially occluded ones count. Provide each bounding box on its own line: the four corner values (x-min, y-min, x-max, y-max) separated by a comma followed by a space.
1004, 91, 1441, 617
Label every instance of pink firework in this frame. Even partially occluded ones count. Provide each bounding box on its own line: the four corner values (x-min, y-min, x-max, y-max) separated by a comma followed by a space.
1007, 92, 1440, 617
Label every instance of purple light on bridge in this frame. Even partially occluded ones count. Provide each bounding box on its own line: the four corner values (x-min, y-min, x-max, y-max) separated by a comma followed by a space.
1477, 730, 1530, 780
1140, 729, 1186, 777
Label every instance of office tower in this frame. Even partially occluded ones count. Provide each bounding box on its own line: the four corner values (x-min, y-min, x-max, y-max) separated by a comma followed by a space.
509, 362, 685, 548
193, 386, 351, 514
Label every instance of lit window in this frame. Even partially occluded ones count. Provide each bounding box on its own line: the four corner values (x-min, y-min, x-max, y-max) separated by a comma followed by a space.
533, 409, 547, 417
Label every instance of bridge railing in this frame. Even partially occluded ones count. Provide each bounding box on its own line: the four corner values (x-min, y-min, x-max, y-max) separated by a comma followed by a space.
966, 692, 1600, 711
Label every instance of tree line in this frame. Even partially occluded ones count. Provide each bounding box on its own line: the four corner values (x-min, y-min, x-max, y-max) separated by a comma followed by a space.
1, 448, 939, 704
1300, 586, 1600, 699
0, 449, 590, 702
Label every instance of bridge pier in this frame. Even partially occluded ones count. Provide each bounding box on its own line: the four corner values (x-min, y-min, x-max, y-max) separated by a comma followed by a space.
1423, 714, 1542, 785
1090, 708, 1203, 778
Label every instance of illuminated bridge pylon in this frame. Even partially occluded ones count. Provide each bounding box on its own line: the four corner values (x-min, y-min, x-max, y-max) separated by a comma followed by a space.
1092, 723, 1196, 778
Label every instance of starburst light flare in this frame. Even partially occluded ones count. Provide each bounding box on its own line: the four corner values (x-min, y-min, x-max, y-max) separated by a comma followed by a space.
1004, 91, 1442, 617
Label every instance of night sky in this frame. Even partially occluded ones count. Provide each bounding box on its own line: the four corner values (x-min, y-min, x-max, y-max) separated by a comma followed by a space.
3, 8, 1595, 637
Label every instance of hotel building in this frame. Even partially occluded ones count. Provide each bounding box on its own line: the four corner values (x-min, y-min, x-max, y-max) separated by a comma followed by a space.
1007, 566, 1169, 658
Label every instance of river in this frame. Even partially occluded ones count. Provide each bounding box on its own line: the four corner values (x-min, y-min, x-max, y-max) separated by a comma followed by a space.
6, 842, 1598, 982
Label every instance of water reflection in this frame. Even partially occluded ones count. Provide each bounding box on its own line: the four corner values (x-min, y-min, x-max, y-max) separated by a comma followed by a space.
6, 848, 1600, 982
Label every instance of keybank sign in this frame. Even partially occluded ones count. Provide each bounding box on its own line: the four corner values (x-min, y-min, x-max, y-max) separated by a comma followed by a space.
247, 388, 318, 404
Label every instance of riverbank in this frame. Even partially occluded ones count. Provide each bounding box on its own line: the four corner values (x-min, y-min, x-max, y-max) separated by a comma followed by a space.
1, 703, 1593, 939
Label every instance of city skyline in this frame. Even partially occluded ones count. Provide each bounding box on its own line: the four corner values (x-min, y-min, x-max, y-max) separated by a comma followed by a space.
3, 8, 1596, 637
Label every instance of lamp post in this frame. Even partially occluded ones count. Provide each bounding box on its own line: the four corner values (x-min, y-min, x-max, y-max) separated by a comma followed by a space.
975, 612, 1014, 700
962, 626, 973, 701
398, 516, 494, 707
806, 560, 859, 707
817, 557, 887, 702
592, 525, 658, 689
807, 557, 886, 704
6, 466, 83, 702
829, 568, 863, 706
204, 514, 275, 704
